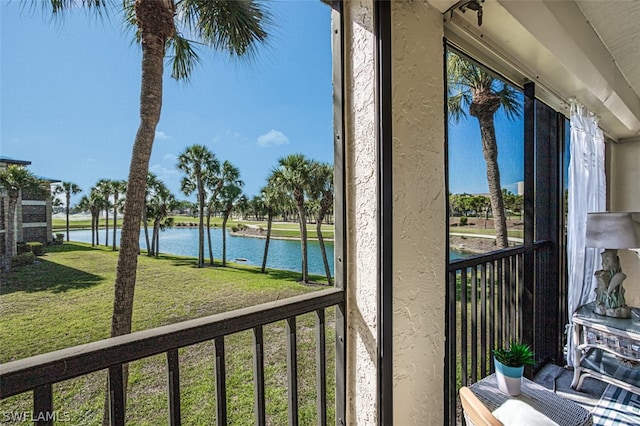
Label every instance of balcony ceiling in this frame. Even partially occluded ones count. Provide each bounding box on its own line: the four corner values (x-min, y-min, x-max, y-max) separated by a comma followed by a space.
430, 0, 640, 143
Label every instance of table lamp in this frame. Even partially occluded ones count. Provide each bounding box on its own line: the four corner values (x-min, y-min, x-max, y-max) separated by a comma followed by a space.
585, 212, 640, 318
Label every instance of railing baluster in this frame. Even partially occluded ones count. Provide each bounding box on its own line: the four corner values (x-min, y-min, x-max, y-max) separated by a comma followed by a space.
215, 337, 227, 426
446, 270, 458, 426
253, 326, 266, 426
480, 262, 487, 378
471, 266, 478, 383
167, 349, 181, 426
496, 258, 503, 353
316, 309, 327, 426
460, 267, 468, 386
33, 384, 53, 426
488, 261, 496, 373
108, 365, 125, 426
286, 317, 299, 426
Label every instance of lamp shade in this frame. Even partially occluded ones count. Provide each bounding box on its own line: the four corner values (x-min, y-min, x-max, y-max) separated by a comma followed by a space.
585, 212, 640, 249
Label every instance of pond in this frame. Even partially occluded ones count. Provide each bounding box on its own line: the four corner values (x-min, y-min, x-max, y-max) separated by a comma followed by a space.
69, 227, 335, 276
68, 228, 469, 275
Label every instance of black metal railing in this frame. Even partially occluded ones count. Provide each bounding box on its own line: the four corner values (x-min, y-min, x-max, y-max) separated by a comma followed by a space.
0, 288, 344, 426
445, 241, 557, 424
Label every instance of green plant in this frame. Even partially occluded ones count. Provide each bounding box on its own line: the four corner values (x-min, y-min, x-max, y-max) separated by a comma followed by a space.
27, 242, 45, 256
12, 252, 36, 267
459, 216, 468, 226
16, 243, 31, 255
493, 341, 534, 367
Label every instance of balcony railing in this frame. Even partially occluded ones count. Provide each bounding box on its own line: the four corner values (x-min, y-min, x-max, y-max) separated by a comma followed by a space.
0, 287, 345, 426
445, 241, 561, 424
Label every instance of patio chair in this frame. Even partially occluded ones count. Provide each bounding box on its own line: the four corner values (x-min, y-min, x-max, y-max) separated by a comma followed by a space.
459, 386, 503, 426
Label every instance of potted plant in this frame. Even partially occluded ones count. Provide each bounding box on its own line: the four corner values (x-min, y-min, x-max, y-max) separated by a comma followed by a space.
493, 341, 535, 396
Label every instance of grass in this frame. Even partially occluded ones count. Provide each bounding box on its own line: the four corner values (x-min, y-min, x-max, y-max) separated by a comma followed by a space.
0, 243, 335, 425
53, 215, 336, 240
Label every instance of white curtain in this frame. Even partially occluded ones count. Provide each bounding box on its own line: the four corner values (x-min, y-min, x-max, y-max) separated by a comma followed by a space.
566, 100, 606, 367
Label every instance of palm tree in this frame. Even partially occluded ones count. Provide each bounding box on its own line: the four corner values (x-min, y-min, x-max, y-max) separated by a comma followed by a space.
0, 165, 45, 271
111, 180, 127, 251
95, 179, 113, 248
259, 177, 288, 273
55, 181, 82, 242
78, 188, 104, 247
148, 182, 176, 257
178, 144, 220, 268
42, 1, 269, 418
217, 161, 244, 266
271, 154, 313, 283
447, 51, 521, 248
143, 172, 161, 255
309, 162, 334, 285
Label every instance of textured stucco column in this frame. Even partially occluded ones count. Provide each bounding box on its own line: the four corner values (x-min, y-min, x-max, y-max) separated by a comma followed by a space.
609, 141, 640, 305
391, 2, 446, 424
343, 0, 379, 423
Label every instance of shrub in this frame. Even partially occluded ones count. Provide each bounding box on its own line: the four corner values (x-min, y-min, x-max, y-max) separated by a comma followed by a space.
16, 243, 31, 255
459, 216, 468, 226
54, 233, 65, 244
493, 342, 535, 367
26, 242, 45, 256
12, 252, 36, 267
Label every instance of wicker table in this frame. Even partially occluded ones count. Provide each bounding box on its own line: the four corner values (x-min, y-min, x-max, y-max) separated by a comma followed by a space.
466, 374, 593, 426
571, 302, 640, 395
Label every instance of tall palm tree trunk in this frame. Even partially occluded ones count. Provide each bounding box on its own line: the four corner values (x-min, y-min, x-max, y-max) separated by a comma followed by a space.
95, 212, 99, 246
222, 214, 229, 266
476, 114, 509, 248
104, 208, 109, 247
207, 212, 214, 266
66, 193, 71, 241
143, 208, 152, 256
107, 1, 174, 422
296, 200, 309, 283
316, 210, 332, 285
197, 185, 205, 268
112, 196, 119, 251
261, 209, 273, 273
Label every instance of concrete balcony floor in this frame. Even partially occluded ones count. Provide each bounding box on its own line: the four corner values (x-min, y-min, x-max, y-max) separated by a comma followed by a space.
534, 363, 607, 412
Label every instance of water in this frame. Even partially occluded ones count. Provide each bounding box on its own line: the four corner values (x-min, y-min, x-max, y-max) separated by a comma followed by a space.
69, 227, 468, 273
68, 227, 334, 277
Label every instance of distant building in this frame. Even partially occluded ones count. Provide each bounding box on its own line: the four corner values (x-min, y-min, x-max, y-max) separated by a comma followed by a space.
0, 157, 60, 257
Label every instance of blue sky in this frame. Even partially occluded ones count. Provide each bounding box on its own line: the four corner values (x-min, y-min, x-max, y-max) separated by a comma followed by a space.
448, 101, 525, 195
1, 0, 333, 206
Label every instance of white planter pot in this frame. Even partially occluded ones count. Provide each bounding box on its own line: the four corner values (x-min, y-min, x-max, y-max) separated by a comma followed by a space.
494, 358, 524, 396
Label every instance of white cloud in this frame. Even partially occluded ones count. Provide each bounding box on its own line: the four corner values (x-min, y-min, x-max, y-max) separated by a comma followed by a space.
257, 129, 289, 147
149, 164, 179, 176
163, 153, 177, 162
155, 131, 170, 141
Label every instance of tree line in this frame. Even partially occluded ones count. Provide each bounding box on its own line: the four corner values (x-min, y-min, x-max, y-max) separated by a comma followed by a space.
55, 147, 334, 283
449, 189, 524, 223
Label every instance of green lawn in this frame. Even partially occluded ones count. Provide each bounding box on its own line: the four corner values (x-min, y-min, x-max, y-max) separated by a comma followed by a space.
0, 243, 335, 425
53, 216, 336, 240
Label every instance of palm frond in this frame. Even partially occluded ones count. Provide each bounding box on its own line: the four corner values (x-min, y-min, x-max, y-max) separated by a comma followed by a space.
168, 34, 202, 81
184, 0, 271, 58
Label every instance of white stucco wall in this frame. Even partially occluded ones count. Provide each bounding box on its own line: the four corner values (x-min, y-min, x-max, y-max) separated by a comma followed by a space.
609, 141, 640, 306
343, 1, 447, 423
343, 1, 379, 423
391, 2, 446, 425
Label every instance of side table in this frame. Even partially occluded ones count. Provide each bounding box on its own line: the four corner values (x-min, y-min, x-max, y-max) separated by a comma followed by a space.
466, 373, 592, 426
571, 302, 640, 395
